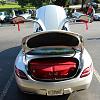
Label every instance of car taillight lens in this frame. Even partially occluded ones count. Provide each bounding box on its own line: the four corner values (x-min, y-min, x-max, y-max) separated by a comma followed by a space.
80, 65, 91, 78
15, 67, 28, 80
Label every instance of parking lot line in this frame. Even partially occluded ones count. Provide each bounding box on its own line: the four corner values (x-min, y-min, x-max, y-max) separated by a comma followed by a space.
94, 68, 100, 83
0, 73, 14, 100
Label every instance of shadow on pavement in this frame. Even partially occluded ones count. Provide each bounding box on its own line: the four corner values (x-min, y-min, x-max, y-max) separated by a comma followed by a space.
0, 46, 21, 78
0, 46, 21, 100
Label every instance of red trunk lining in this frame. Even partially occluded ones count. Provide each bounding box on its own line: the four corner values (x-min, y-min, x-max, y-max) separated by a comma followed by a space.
28, 58, 78, 80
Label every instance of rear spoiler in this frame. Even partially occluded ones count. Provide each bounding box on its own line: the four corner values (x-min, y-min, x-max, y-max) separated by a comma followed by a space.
22, 30, 83, 53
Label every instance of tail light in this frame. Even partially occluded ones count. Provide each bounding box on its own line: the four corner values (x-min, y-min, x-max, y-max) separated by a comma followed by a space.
15, 66, 28, 80
80, 65, 92, 78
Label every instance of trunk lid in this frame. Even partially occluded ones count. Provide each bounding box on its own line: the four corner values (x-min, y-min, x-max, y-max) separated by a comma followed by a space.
22, 30, 83, 53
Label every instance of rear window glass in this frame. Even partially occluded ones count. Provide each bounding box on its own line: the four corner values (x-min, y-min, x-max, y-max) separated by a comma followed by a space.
27, 47, 76, 55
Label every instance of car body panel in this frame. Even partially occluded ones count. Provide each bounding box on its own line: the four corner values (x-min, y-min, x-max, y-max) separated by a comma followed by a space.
15, 73, 92, 95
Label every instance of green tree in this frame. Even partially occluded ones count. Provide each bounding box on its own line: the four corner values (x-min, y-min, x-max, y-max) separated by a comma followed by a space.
29, 0, 43, 8
0, 0, 6, 5
53, 0, 69, 7
16, 0, 29, 8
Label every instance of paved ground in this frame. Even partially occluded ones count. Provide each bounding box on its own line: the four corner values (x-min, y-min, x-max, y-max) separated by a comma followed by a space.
0, 21, 100, 100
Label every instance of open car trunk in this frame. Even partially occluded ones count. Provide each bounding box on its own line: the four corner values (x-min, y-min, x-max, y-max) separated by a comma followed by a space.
28, 57, 79, 81
23, 31, 83, 81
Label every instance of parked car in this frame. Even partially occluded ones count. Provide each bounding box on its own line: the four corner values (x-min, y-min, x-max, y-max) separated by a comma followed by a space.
0, 11, 11, 23
14, 5, 93, 96
72, 12, 93, 23
93, 13, 100, 21
10, 13, 32, 24
72, 12, 85, 21
11, 9, 33, 22
19, 13, 32, 21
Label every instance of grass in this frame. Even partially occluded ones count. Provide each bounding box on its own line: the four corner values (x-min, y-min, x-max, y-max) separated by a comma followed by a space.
0, 3, 35, 10
0, 3, 21, 9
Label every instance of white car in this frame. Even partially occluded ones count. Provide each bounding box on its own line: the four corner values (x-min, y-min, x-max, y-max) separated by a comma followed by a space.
19, 13, 33, 21
72, 12, 85, 19
0, 11, 11, 22
14, 5, 93, 96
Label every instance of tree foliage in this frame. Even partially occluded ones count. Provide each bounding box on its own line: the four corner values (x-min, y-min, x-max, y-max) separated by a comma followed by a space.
0, 0, 6, 5
16, 0, 29, 8
29, 0, 43, 8
16, 0, 69, 8
53, 0, 69, 7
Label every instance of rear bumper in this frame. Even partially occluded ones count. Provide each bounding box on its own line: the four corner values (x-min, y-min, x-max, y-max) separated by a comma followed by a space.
15, 73, 93, 96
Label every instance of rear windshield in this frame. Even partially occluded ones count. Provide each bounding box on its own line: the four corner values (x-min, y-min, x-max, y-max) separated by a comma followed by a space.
27, 47, 76, 56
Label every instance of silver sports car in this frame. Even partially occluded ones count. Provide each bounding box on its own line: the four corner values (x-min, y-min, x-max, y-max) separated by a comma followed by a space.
14, 5, 93, 96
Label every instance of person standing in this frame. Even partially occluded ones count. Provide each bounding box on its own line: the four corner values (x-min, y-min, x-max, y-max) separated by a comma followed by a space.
87, 5, 94, 17
87, 5, 95, 22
